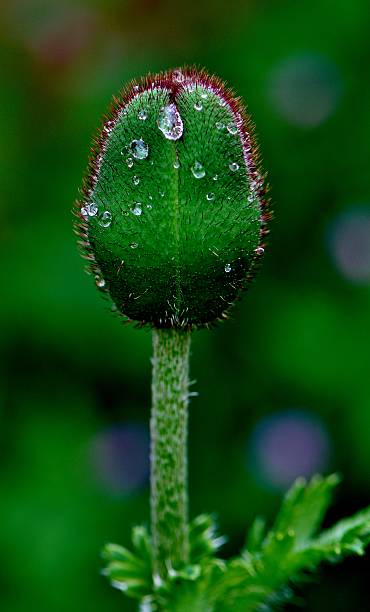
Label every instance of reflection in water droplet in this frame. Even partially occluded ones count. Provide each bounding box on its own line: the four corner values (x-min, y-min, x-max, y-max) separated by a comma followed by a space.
194, 101, 203, 111
206, 192, 215, 201
130, 242, 138, 249
173, 69, 185, 83
216, 122, 225, 130
99, 211, 112, 228
229, 162, 240, 172
157, 104, 184, 140
191, 161, 206, 179
86, 203, 98, 216
131, 203, 142, 216
138, 110, 147, 121
133, 175, 140, 186
130, 139, 149, 160
225, 264, 232, 273
227, 122, 238, 135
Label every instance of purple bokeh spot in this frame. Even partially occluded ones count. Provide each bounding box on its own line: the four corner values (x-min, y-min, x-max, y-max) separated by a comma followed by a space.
90, 423, 149, 496
248, 410, 330, 491
328, 206, 370, 283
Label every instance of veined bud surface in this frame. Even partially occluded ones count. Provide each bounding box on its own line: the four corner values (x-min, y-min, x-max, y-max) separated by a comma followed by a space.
75, 68, 270, 328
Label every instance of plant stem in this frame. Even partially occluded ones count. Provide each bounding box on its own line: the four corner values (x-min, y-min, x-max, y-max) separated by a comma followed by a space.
150, 328, 192, 576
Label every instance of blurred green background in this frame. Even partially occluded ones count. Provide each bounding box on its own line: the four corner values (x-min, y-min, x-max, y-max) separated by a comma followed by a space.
1, 0, 370, 610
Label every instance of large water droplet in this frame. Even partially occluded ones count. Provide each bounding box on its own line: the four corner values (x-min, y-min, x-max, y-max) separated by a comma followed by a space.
206, 192, 215, 201
227, 122, 238, 135
130, 139, 149, 160
225, 263, 232, 273
229, 162, 240, 172
99, 211, 112, 228
157, 104, 184, 141
138, 110, 147, 121
86, 203, 98, 216
191, 161, 206, 179
133, 175, 140, 186
131, 203, 142, 216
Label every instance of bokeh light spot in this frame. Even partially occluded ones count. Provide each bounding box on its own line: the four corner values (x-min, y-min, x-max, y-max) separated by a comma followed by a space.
247, 409, 330, 491
268, 53, 342, 127
328, 205, 370, 284
90, 423, 149, 497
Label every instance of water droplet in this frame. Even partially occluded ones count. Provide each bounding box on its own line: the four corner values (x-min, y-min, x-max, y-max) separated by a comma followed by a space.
159, 191, 165, 198
215, 122, 224, 130
248, 194, 254, 203
138, 109, 147, 121
96, 277, 106, 288
254, 246, 265, 255
146, 204, 152, 210
130, 139, 149, 160
173, 160, 180, 169
99, 211, 112, 228
191, 161, 206, 179
173, 69, 185, 83
130, 242, 138, 249
148, 194, 153, 200
206, 192, 215, 201
213, 175, 218, 181
125, 156, 134, 168
229, 162, 240, 172
131, 203, 142, 216
225, 263, 232, 273
201, 92, 208, 99
227, 122, 238, 135
133, 85, 139, 92
86, 203, 98, 216
80, 206, 88, 219
157, 104, 184, 140
194, 101, 203, 111
132, 175, 140, 186
218, 98, 227, 107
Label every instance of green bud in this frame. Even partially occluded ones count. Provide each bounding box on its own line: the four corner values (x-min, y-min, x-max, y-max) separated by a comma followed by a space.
75, 67, 270, 328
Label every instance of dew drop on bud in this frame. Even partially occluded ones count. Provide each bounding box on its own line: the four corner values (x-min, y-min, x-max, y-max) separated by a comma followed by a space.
191, 161, 206, 179
194, 102, 203, 111
215, 122, 224, 130
225, 263, 232, 273
206, 192, 215, 201
130, 242, 138, 249
131, 203, 142, 216
227, 122, 238, 135
130, 139, 149, 160
157, 104, 184, 141
138, 110, 147, 121
133, 175, 140, 186
229, 162, 240, 172
99, 211, 112, 228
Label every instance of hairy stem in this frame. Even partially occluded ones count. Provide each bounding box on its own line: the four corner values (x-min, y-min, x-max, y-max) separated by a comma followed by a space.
150, 328, 192, 576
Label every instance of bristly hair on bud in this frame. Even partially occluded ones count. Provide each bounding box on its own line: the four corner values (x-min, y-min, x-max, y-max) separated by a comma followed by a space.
74, 67, 271, 329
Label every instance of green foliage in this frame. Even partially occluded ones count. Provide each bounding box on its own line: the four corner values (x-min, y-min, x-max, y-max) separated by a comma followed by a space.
103, 475, 370, 611
76, 68, 269, 328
